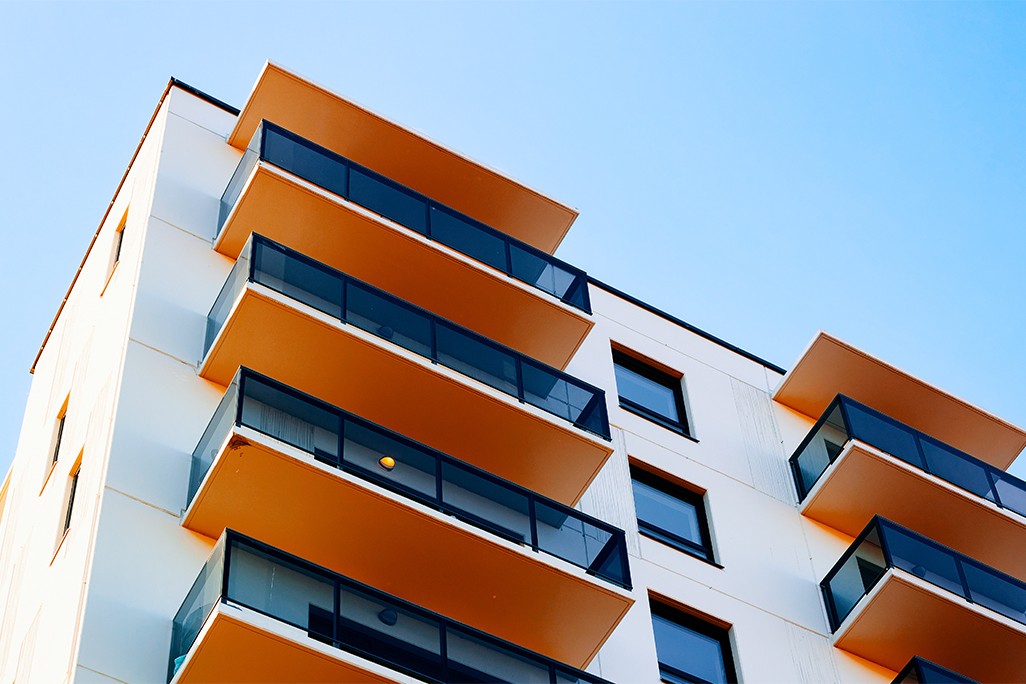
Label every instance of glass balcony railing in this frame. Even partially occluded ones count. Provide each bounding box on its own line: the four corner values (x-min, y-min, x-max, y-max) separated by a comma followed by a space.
203, 234, 610, 440
218, 120, 591, 313
891, 657, 979, 684
821, 516, 1026, 632
789, 394, 1026, 513
168, 530, 614, 684
189, 367, 631, 589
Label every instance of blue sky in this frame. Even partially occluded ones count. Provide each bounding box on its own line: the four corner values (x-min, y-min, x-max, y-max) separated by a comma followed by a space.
1, 1, 1024, 480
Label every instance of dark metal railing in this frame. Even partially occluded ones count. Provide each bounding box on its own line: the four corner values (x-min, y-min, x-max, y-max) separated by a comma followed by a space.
168, 530, 614, 684
890, 656, 979, 684
188, 367, 630, 590
203, 234, 610, 440
218, 120, 591, 313
821, 516, 1026, 632
789, 395, 1026, 518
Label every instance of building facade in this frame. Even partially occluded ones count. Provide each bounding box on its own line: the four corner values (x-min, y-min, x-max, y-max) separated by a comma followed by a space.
1, 64, 1024, 684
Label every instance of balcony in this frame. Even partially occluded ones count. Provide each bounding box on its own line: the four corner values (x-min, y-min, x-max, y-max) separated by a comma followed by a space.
182, 368, 633, 666
168, 530, 614, 684
822, 517, 1026, 683
791, 395, 1026, 579
215, 121, 591, 369
891, 657, 979, 684
200, 234, 611, 506
774, 331, 1026, 468
228, 63, 579, 254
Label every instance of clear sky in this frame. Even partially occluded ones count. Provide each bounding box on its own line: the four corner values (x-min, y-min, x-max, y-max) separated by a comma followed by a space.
1, 2, 1024, 481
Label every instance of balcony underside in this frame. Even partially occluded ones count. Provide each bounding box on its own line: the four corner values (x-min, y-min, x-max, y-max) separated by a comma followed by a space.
217, 164, 591, 369
803, 442, 1026, 580
775, 332, 1026, 469
200, 284, 612, 507
835, 570, 1026, 684
172, 604, 405, 684
183, 429, 632, 668
229, 63, 577, 254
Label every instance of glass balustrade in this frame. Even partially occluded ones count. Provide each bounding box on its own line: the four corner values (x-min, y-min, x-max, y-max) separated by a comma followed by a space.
821, 516, 1026, 632
202, 234, 610, 440
891, 657, 979, 684
218, 120, 591, 313
168, 530, 614, 684
789, 395, 1026, 517
188, 367, 630, 590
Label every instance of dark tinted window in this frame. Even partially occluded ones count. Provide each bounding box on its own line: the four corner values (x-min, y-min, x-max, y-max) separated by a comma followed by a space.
613, 351, 690, 436
651, 601, 736, 684
631, 466, 713, 563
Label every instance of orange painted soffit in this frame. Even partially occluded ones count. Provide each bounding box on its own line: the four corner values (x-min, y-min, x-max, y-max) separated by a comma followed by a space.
228, 62, 578, 255
803, 441, 1026, 581
217, 164, 592, 370
200, 285, 612, 507
835, 570, 1026, 683
775, 331, 1026, 470
183, 430, 633, 668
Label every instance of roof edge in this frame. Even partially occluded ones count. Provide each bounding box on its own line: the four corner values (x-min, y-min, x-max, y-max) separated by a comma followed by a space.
30, 78, 238, 374
587, 276, 786, 375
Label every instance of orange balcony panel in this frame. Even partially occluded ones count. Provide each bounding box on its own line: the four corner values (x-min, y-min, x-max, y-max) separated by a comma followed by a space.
200, 284, 612, 506
775, 332, 1026, 469
229, 63, 577, 254
835, 570, 1026, 684
183, 428, 632, 667
803, 442, 1026, 581
217, 164, 591, 370
172, 606, 404, 684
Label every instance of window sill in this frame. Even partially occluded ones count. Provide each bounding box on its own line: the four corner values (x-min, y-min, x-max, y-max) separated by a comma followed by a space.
100, 261, 119, 298
50, 528, 70, 566
39, 460, 59, 495
619, 402, 698, 443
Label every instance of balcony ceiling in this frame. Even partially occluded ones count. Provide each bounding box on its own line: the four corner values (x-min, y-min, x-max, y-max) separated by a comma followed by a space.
228, 62, 578, 255
803, 442, 1026, 580
775, 332, 1026, 469
200, 284, 612, 507
184, 430, 632, 668
218, 165, 592, 370
835, 570, 1026, 684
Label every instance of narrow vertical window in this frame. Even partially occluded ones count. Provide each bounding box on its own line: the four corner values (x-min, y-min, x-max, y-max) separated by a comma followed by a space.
63, 467, 80, 535
51, 400, 69, 466
111, 212, 127, 269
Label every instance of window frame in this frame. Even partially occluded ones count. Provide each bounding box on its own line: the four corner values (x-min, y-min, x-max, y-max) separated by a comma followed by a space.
650, 600, 738, 684
612, 349, 692, 438
631, 465, 717, 565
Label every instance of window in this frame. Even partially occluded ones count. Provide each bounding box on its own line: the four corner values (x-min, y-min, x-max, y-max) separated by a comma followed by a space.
612, 350, 690, 436
631, 465, 715, 563
51, 401, 69, 466
62, 466, 80, 536
110, 210, 127, 272
651, 600, 737, 684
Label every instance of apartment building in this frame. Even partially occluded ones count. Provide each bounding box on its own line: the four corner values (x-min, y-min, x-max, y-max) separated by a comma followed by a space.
0, 63, 1024, 684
